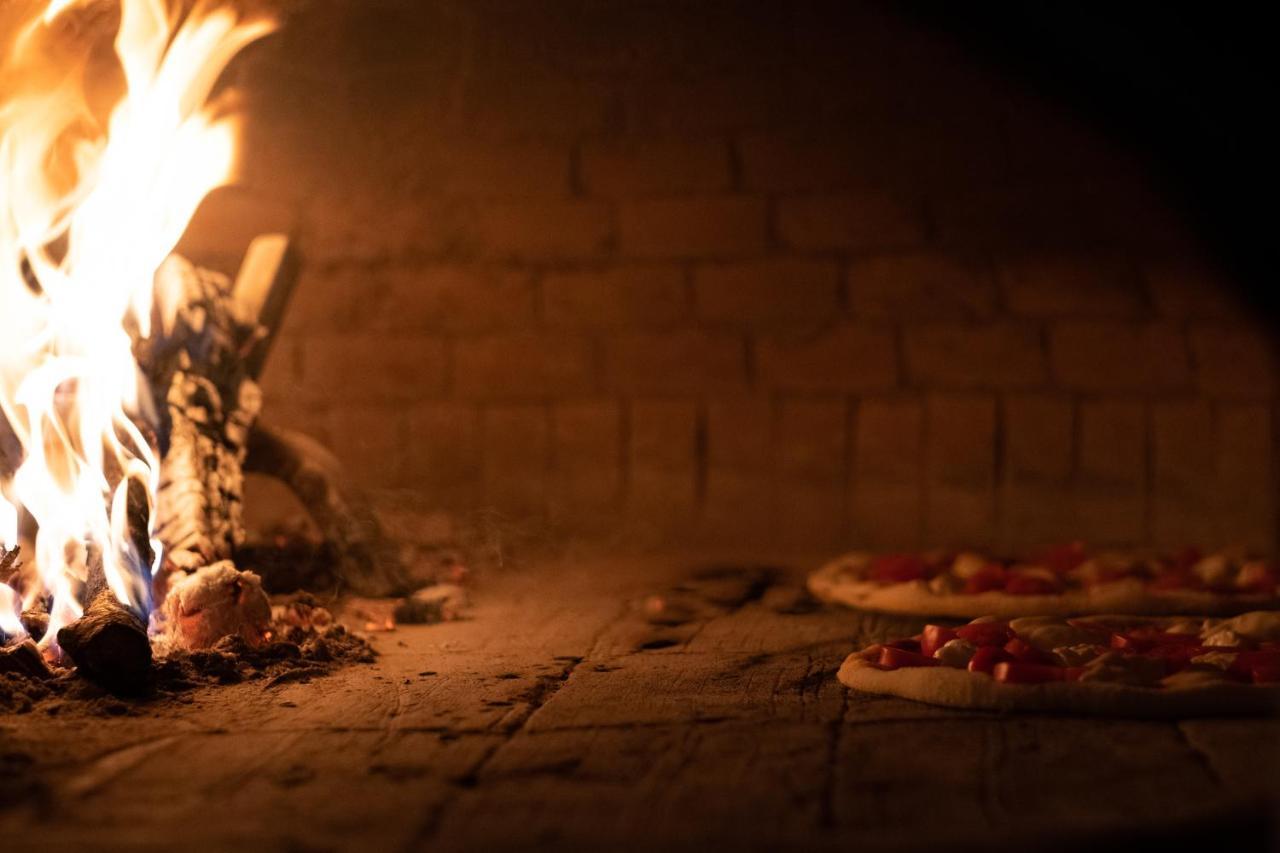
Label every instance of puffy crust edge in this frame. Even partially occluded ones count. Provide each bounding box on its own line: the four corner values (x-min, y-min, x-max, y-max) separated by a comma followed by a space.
809, 554, 1280, 618
837, 655, 1280, 718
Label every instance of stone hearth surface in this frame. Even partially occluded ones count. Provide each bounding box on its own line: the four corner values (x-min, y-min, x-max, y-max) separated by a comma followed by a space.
2, 555, 1276, 852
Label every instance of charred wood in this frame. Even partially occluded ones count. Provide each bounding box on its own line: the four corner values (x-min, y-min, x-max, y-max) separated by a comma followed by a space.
244, 423, 409, 597
56, 589, 151, 694
0, 639, 51, 680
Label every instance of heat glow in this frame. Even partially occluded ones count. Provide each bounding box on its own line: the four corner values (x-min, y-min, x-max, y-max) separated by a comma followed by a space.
0, 0, 273, 651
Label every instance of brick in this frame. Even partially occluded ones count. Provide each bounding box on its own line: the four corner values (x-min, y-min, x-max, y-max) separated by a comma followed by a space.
1190, 326, 1276, 397
1152, 401, 1214, 547
776, 193, 925, 252
925, 486, 996, 547
1004, 395, 1072, 483
738, 114, 1006, 193
603, 331, 745, 394
1001, 483, 1079, 547
454, 333, 595, 399
482, 404, 550, 515
299, 335, 447, 403
580, 138, 731, 196
628, 400, 698, 519
703, 397, 774, 533
706, 397, 773, 472
409, 140, 570, 197
846, 253, 997, 320
1216, 404, 1275, 548
925, 394, 996, 488
904, 323, 1047, 389
468, 200, 613, 261
1144, 259, 1246, 319
1216, 404, 1273, 495
1050, 322, 1190, 391
854, 398, 922, 484
550, 401, 622, 509
694, 258, 840, 326
618, 196, 768, 258
777, 398, 846, 485
380, 266, 535, 332
258, 336, 304, 405
1079, 400, 1146, 486
542, 265, 687, 328
325, 405, 405, 488
277, 269, 361, 334
999, 254, 1145, 317
756, 325, 897, 392
851, 483, 922, 549
404, 403, 482, 498
1073, 487, 1146, 546
776, 398, 847, 546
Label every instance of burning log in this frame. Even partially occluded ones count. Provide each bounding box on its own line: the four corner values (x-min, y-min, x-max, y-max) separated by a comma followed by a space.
244, 423, 409, 596
0, 639, 51, 680
56, 589, 151, 694
139, 255, 264, 577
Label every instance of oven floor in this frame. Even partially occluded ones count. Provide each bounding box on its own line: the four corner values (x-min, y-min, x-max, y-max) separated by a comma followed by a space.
2, 555, 1277, 851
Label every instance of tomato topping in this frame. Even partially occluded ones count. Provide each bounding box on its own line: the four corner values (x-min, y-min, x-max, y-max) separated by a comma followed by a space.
878, 646, 939, 669
1228, 649, 1280, 681
1111, 629, 1200, 653
963, 564, 1008, 594
1250, 664, 1280, 684
968, 645, 1011, 675
1003, 636, 1053, 664
920, 624, 958, 658
1004, 575, 1061, 596
993, 661, 1080, 684
1149, 570, 1202, 591
1036, 542, 1088, 574
870, 554, 931, 584
955, 621, 1014, 646
1171, 546, 1202, 572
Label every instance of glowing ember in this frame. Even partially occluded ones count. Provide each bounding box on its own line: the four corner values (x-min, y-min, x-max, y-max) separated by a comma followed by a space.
0, 0, 273, 653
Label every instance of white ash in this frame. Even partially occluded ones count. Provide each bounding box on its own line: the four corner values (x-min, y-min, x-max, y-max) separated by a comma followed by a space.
160, 561, 272, 650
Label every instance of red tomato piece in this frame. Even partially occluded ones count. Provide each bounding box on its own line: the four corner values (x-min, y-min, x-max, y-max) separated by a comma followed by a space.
955, 621, 1014, 646
1003, 636, 1054, 664
920, 624, 958, 658
993, 661, 1075, 684
878, 646, 939, 669
1250, 664, 1280, 684
963, 563, 1008, 594
1036, 541, 1088, 574
1004, 575, 1062, 596
968, 645, 1011, 675
1149, 570, 1202, 591
870, 554, 931, 584
1171, 546, 1202, 572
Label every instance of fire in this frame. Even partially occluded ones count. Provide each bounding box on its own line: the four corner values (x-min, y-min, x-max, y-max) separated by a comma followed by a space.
0, 1, 273, 651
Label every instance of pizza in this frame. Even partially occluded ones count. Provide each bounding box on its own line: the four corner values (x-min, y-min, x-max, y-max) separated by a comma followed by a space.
809, 544, 1280, 618
837, 611, 1280, 717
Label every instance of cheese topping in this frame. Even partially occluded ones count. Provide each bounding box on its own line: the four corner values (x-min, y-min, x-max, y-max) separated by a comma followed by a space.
933, 638, 977, 667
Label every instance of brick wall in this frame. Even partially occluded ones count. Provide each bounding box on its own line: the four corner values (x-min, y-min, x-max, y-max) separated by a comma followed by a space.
189, 0, 1277, 553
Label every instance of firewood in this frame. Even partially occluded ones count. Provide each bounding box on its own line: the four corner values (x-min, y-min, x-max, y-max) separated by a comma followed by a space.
56, 589, 151, 694
139, 255, 263, 579
243, 423, 409, 596
0, 639, 51, 679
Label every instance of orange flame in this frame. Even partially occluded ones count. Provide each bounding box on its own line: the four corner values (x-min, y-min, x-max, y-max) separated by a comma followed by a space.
0, 0, 274, 650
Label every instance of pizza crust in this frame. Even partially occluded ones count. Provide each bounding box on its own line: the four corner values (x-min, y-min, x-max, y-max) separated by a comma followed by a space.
809, 554, 1280, 619
837, 654, 1280, 717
